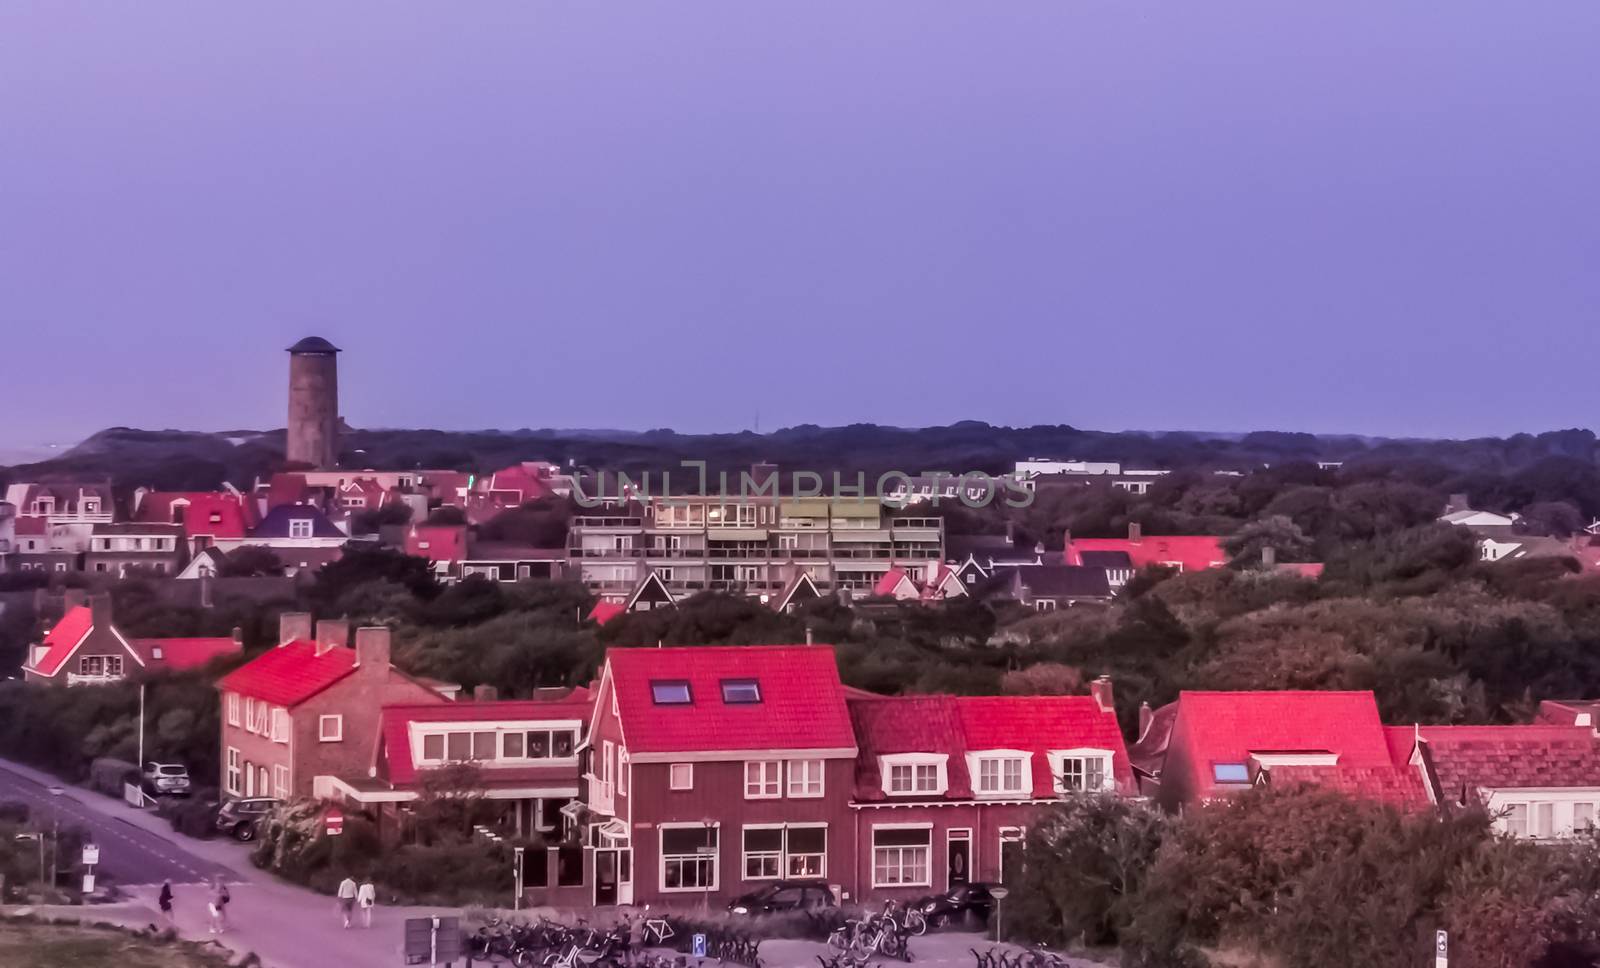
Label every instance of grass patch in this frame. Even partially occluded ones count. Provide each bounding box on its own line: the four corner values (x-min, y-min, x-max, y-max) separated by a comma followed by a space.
0, 917, 237, 968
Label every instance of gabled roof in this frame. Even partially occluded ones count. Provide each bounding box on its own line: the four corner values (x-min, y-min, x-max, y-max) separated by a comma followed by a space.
1263, 763, 1429, 809
130, 637, 242, 671
379, 695, 594, 786
483, 462, 556, 503
1170, 691, 1398, 800
922, 564, 967, 601
134, 492, 255, 539
1537, 699, 1600, 728
605, 645, 855, 756
849, 693, 1135, 801
771, 571, 824, 612
1410, 725, 1600, 804
873, 568, 919, 599
26, 606, 98, 676
254, 504, 345, 539
217, 641, 359, 707
588, 601, 626, 625
405, 524, 468, 563
1068, 535, 1226, 573
1007, 564, 1113, 600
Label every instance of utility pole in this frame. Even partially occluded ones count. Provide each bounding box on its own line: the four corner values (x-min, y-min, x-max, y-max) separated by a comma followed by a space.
137, 683, 146, 769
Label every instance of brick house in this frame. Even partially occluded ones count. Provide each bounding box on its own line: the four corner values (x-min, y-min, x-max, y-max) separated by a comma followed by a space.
582, 645, 860, 908
22, 592, 242, 685
845, 682, 1134, 901
215, 614, 446, 801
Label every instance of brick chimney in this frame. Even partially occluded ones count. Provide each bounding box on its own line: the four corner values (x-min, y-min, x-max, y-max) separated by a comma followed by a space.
231, 626, 244, 648
315, 619, 350, 656
89, 592, 114, 629
1261, 545, 1277, 568
1127, 522, 1142, 544
1089, 675, 1115, 714
354, 626, 391, 672
473, 684, 498, 702
63, 588, 89, 611
278, 612, 313, 647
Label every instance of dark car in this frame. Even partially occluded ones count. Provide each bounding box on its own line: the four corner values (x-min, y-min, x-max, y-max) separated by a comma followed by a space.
215, 796, 280, 842
728, 881, 837, 915
914, 882, 997, 929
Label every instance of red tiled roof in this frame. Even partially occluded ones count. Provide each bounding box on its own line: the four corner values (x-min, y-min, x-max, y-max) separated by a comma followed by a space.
1067, 535, 1227, 573
379, 696, 595, 786
1536, 699, 1600, 727
135, 492, 255, 539
589, 602, 626, 626
873, 569, 912, 598
131, 637, 243, 672
1267, 763, 1430, 809
216, 640, 358, 707
405, 524, 468, 563
606, 645, 855, 755
14, 516, 47, 537
483, 463, 556, 504
28, 606, 96, 676
850, 694, 1135, 801
1413, 724, 1600, 803
1171, 691, 1397, 800
265, 474, 309, 509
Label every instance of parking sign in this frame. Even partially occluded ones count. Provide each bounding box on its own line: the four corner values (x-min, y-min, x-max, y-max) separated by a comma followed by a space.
692, 933, 707, 957
1436, 929, 1448, 968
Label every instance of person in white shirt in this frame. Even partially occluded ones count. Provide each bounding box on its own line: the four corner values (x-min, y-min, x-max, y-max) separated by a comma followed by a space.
357, 878, 377, 928
336, 876, 358, 928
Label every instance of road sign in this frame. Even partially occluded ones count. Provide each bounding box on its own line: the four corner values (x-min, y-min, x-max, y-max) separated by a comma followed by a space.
81, 844, 99, 867
1436, 929, 1448, 968
692, 933, 707, 957
82, 874, 95, 894
325, 806, 344, 836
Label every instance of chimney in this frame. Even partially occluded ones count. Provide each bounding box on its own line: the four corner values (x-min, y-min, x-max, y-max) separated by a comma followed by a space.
1138, 701, 1154, 740
200, 574, 214, 609
805, 626, 814, 647
89, 593, 114, 629
354, 626, 391, 672
231, 626, 244, 648
1089, 675, 1115, 714
278, 612, 313, 647
473, 684, 498, 702
1127, 522, 1142, 544
1261, 545, 1277, 569
315, 619, 350, 656
63, 588, 88, 611
1448, 492, 1470, 513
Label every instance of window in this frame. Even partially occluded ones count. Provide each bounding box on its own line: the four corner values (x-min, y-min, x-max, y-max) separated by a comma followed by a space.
787, 825, 826, 877
975, 755, 1029, 796
618, 749, 629, 795
872, 827, 932, 887
447, 732, 472, 761
743, 827, 784, 879
883, 755, 947, 796
670, 763, 694, 790
273, 765, 289, 798
318, 715, 343, 742
226, 693, 240, 727
473, 731, 498, 760
271, 708, 290, 744
252, 700, 270, 735
503, 732, 524, 758
1503, 803, 1528, 838
1212, 763, 1250, 784
788, 759, 824, 798
423, 734, 445, 760
662, 826, 718, 892
225, 748, 241, 795
78, 655, 123, 678
1047, 749, 1114, 793
1533, 802, 1555, 839
651, 681, 692, 705
289, 518, 313, 539
1576, 803, 1595, 832
721, 679, 762, 704
745, 760, 781, 799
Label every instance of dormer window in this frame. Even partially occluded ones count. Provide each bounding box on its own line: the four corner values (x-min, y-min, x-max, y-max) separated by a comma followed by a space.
1212, 763, 1250, 784
721, 679, 761, 704
881, 753, 948, 797
968, 751, 1032, 797
1049, 749, 1115, 794
651, 680, 692, 705
289, 518, 313, 539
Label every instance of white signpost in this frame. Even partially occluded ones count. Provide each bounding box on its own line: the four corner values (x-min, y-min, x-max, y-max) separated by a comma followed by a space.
1435, 929, 1448, 968
81, 843, 99, 897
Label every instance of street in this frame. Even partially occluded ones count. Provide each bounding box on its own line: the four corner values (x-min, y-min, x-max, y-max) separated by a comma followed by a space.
0, 762, 234, 888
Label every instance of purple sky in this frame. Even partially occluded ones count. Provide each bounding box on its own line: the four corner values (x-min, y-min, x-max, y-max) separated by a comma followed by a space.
3, 1, 1598, 450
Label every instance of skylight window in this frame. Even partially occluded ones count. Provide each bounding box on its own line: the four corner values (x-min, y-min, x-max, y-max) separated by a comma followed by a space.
721, 679, 762, 704
1213, 763, 1250, 784
651, 680, 692, 705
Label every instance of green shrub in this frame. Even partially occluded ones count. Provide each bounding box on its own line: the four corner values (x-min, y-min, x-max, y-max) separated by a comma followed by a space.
159, 788, 221, 840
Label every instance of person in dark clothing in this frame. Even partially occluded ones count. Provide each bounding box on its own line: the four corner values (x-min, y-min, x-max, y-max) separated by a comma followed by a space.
158, 880, 175, 928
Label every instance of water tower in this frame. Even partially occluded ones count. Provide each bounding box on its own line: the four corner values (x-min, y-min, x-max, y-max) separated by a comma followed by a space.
286, 336, 340, 468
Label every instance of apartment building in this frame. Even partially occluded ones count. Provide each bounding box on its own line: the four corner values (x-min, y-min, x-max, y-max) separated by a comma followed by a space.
568, 496, 944, 600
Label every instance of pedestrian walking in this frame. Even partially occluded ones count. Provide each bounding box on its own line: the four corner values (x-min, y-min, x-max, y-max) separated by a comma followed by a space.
207, 879, 225, 934
357, 877, 376, 928
627, 911, 646, 966
214, 876, 231, 930
157, 880, 175, 928
337, 875, 358, 929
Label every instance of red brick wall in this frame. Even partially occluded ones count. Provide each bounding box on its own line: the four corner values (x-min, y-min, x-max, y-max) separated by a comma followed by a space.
290, 668, 443, 799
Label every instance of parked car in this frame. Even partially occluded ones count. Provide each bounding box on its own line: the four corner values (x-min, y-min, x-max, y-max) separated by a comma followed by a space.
728, 880, 837, 915
914, 882, 998, 929
142, 762, 192, 797
215, 796, 280, 842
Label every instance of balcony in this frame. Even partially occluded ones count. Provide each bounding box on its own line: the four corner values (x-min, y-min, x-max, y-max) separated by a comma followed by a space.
585, 774, 615, 817
571, 516, 645, 530
67, 672, 125, 686
571, 547, 644, 559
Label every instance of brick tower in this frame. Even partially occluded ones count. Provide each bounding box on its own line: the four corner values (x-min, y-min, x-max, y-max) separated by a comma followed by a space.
286, 336, 340, 469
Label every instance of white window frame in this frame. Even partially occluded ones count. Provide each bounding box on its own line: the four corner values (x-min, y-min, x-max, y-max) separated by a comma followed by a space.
618, 749, 629, 796
744, 760, 782, 799
784, 823, 828, 879
880, 753, 948, 797
659, 822, 719, 893
669, 763, 694, 791
1048, 748, 1115, 794
742, 823, 785, 881
871, 823, 933, 888
319, 714, 343, 742
226, 693, 241, 727
787, 759, 825, 798
225, 747, 242, 795
739, 823, 828, 882
289, 518, 313, 539
273, 764, 290, 798
967, 750, 1033, 798
271, 707, 290, 744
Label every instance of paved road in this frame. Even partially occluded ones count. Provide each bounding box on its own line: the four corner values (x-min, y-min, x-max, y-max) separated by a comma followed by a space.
0, 763, 235, 887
